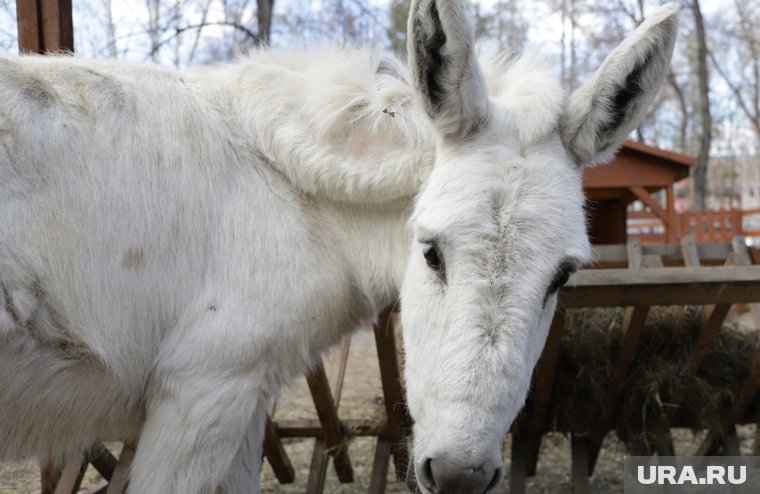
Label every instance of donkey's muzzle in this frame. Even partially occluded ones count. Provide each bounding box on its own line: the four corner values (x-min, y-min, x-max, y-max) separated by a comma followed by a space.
407, 453, 503, 494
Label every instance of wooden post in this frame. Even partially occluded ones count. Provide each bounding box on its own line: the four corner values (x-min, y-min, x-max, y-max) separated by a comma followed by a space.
522, 308, 566, 477
373, 306, 410, 482
368, 437, 393, 494
696, 237, 760, 456
40, 457, 61, 494
509, 433, 528, 494
52, 457, 86, 494
707, 210, 716, 242
39, 0, 73, 52
630, 186, 671, 235
16, 0, 73, 54
16, 0, 42, 53
587, 241, 657, 474
105, 442, 136, 494
263, 418, 296, 484
661, 238, 732, 426
305, 359, 354, 484
571, 435, 590, 494
666, 185, 678, 242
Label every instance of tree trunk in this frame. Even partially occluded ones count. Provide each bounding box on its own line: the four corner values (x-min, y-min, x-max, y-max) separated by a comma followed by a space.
667, 70, 689, 152
147, 0, 160, 62
102, 0, 117, 57
692, 0, 712, 210
257, 0, 274, 46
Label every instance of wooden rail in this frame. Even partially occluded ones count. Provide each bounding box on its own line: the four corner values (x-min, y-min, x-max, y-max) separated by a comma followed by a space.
628, 208, 760, 244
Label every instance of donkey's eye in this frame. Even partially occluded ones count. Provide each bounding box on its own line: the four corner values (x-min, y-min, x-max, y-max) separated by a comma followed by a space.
423, 243, 443, 273
548, 263, 576, 295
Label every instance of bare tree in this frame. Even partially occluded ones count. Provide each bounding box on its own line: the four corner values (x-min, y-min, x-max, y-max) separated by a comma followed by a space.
148, 0, 161, 62
101, 0, 118, 57
387, 0, 410, 53
710, 0, 760, 140
692, 0, 712, 210
257, 0, 274, 45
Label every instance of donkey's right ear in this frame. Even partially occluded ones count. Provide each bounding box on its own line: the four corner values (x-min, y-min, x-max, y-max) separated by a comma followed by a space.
407, 0, 489, 141
560, 3, 679, 166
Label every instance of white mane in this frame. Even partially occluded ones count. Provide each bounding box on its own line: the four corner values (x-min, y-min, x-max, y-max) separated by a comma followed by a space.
200, 48, 564, 204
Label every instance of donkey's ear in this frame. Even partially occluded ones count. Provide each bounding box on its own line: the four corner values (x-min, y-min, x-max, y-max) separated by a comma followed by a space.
560, 2, 679, 166
408, 0, 489, 140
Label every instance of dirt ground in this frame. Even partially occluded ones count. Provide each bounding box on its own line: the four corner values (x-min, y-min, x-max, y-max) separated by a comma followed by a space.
1, 324, 758, 494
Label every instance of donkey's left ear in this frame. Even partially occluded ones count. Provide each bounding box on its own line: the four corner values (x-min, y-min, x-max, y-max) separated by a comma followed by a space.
560, 2, 679, 166
408, 0, 489, 141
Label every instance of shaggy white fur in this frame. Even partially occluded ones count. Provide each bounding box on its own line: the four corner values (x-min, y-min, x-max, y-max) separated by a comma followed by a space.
0, 1, 678, 493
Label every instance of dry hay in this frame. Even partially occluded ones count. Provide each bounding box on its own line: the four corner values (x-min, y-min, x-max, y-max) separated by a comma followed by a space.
546, 306, 760, 451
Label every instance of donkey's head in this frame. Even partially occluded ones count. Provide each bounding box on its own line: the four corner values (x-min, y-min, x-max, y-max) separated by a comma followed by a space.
400, 2, 678, 492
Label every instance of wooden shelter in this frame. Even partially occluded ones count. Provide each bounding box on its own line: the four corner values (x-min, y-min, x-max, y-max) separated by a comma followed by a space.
584, 140, 695, 244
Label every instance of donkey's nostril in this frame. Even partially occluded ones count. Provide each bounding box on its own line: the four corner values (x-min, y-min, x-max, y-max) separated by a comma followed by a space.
485, 466, 503, 492
419, 457, 436, 490
426, 456, 502, 494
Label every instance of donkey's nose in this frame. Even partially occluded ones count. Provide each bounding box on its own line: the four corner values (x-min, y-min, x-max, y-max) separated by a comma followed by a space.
417, 456, 503, 493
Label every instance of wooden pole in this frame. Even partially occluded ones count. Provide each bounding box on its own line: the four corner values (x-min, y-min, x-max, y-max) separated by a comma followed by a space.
16, 0, 73, 54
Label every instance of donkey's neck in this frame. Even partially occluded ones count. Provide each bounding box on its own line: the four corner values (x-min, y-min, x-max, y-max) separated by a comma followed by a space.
328, 197, 414, 318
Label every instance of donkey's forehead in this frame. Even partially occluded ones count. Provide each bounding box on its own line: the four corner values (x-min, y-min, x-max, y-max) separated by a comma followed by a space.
481, 52, 565, 146
414, 144, 587, 247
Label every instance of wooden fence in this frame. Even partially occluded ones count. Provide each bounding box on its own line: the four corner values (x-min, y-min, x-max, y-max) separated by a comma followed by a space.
628, 208, 760, 244
511, 236, 760, 494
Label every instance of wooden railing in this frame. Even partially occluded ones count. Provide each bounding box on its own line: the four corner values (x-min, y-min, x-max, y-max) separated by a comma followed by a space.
511, 237, 760, 494
628, 208, 760, 244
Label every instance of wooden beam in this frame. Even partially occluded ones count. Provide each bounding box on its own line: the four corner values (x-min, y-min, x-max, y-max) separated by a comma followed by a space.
561, 265, 760, 307
509, 433, 528, 494
666, 185, 679, 242
305, 438, 330, 494
39, 0, 73, 52
331, 336, 351, 408
687, 303, 732, 371
696, 238, 760, 456
306, 360, 353, 483
288, 335, 356, 490
587, 247, 658, 474
630, 186, 669, 225
373, 306, 410, 481
368, 437, 392, 494
591, 242, 734, 269
52, 458, 86, 494
680, 236, 701, 268
627, 238, 643, 269
571, 435, 590, 494
263, 417, 295, 484
661, 248, 733, 425
15, 0, 73, 54
16, 0, 42, 53
524, 308, 565, 476
275, 418, 385, 438
732, 237, 760, 327
105, 441, 135, 494
89, 444, 117, 481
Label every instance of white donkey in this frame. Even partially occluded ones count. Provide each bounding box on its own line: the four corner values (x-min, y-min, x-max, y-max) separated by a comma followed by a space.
0, 1, 677, 493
